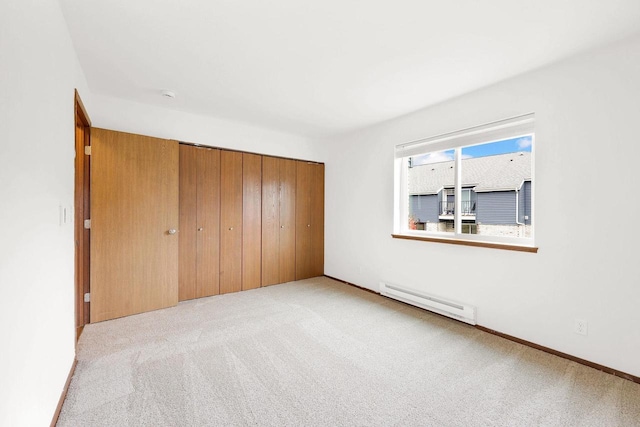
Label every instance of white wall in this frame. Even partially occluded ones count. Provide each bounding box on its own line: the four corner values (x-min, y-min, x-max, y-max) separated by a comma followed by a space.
322, 34, 640, 377
0, 1, 94, 425
88, 94, 321, 162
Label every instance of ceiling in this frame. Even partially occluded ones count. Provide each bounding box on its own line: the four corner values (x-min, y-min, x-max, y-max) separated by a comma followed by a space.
59, 0, 640, 138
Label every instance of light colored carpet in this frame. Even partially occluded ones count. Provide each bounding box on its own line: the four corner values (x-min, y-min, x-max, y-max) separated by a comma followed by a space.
58, 277, 640, 426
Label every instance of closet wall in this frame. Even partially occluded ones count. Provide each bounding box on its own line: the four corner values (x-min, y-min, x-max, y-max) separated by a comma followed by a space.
178, 143, 324, 302
88, 131, 323, 322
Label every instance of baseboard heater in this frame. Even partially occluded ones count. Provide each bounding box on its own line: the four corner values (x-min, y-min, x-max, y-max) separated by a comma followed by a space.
379, 281, 476, 325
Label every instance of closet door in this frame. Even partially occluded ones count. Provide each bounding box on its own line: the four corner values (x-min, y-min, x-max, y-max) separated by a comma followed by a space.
262, 156, 280, 286
220, 150, 243, 294
295, 161, 324, 280
279, 158, 297, 283
242, 153, 262, 290
179, 145, 220, 301
196, 148, 221, 297
262, 156, 296, 286
295, 161, 312, 279
309, 162, 325, 277
91, 128, 179, 322
178, 145, 198, 300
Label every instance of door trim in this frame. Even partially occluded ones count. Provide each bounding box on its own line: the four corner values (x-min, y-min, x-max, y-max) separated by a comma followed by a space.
74, 89, 91, 340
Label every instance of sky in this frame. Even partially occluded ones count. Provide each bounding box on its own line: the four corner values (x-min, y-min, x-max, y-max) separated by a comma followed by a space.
411, 136, 532, 166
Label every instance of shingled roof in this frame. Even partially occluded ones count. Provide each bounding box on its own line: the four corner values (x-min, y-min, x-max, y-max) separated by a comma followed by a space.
408, 151, 531, 195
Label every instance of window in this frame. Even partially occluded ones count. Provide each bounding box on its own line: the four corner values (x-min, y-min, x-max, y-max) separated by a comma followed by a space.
394, 114, 535, 249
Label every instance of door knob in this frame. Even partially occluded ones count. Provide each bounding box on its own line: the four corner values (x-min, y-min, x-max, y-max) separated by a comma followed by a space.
198, 227, 204, 231
281, 225, 284, 228
229, 227, 233, 231
168, 229, 178, 235
307, 224, 310, 227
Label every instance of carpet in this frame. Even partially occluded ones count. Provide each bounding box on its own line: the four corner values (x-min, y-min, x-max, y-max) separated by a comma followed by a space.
58, 277, 640, 426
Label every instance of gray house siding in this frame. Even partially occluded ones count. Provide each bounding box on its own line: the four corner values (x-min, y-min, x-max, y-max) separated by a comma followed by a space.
517, 181, 532, 225
524, 181, 531, 225
476, 191, 516, 225
518, 185, 525, 224
409, 195, 439, 223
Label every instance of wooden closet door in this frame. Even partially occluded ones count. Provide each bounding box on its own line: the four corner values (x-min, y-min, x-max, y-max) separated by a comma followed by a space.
278, 158, 297, 283
262, 156, 280, 286
91, 128, 179, 322
196, 148, 221, 297
296, 161, 325, 280
179, 145, 198, 301
220, 150, 243, 294
243, 153, 262, 290
179, 145, 220, 301
295, 161, 312, 280
309, 163, 325, 277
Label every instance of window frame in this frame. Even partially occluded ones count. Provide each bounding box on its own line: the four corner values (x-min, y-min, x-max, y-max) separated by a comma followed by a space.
393, 114, 536, 251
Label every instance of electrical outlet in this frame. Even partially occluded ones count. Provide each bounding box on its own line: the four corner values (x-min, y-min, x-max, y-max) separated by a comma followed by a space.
575, 319, 588, 336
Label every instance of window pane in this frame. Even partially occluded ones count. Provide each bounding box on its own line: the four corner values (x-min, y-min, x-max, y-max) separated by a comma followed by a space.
460, 136, 532, 238
408, 150, 455, 234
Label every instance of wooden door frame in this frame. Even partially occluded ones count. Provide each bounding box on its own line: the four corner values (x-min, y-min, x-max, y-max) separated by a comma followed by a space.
74, 89, 91, 340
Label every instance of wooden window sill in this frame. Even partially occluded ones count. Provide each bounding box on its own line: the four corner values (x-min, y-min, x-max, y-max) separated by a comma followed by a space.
391, 234, 538, 253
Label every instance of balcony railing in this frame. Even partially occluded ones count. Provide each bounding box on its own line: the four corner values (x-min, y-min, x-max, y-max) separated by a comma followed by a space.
440, 201, 476, 216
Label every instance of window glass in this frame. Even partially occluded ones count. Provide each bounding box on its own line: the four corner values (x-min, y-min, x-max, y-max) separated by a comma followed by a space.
400, 124, 534, 247
461, 137, 532, 239
407, 150, 455, 234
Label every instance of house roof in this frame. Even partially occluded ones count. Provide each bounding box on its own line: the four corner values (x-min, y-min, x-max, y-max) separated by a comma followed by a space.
408, 152, 531, 195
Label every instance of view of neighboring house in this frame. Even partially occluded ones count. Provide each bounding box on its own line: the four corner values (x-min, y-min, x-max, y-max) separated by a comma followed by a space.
408, 151, 532, 237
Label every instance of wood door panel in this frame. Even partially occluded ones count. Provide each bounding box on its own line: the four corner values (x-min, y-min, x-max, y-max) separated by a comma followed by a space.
220, 150, 243, 294
296, 161, 324, 280
261, 156, 280, 286
91, 128, 179, 322
279, 158, 296, 283
310, 163, 325, 277
295, 161, 312, 280
179, 145, 198, 301
243, 153, 262, 291
197, 148, 221, 297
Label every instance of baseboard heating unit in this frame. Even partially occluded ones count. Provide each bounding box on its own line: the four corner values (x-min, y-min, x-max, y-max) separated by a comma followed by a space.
379, 282, 476, 325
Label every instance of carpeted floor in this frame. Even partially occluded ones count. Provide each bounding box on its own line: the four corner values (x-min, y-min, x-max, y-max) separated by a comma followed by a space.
58, 277, 640, 426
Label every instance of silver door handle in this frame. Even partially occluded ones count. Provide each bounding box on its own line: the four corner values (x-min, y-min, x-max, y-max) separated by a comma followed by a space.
168, 229, 177, 235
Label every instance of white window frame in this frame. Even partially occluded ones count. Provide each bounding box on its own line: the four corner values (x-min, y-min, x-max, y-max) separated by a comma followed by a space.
394, 113, 535, 248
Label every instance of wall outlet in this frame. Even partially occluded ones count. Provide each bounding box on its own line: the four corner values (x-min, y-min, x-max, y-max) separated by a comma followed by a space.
574, 319, 588, 336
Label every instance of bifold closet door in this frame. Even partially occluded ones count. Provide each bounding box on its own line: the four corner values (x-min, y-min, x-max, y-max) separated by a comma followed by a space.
296, 161, 325, 280
242, 153, 262, 291
179, 145, 198, 300
262, 156, 296, 286
196, 148, 221, 297
220, 150, 243, 294
279, 159, 296, 283
262, 156, 279, 286
90, 128, 179, 323
309, 163, 325, 277
179, 145, 220, 301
